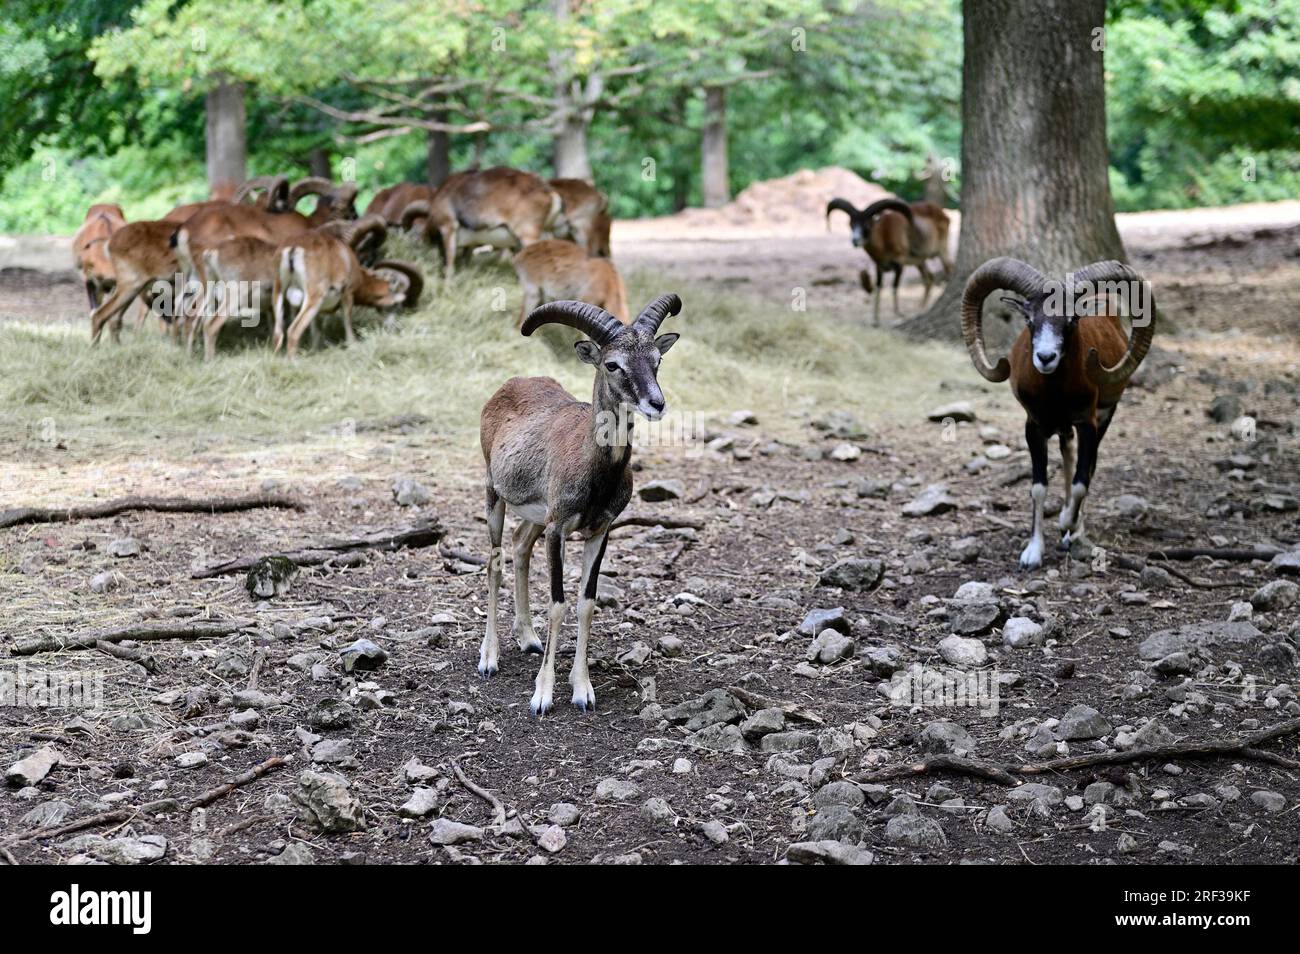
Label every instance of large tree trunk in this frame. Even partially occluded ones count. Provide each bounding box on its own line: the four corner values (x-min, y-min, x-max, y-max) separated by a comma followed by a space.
427, 125, 451, 187
701, 85, 729, 208
205, 78, 246, 200
900, 0, 1126, 341
308, 146, 331, 179
549, 0, 595, 182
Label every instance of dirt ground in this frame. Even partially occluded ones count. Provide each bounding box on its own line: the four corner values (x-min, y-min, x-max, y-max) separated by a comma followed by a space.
2, 198, 1300, 865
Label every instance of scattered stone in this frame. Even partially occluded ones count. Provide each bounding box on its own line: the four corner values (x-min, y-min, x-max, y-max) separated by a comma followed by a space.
340, 638, 388, 673
937, 635, 988, 668
5, 746, 61, 787
951, 601, 1003, 637
294, 770, 365, 833
814, 781, 866, 810
245, 556, 297, 598
595, 778, 642, 803
638, 479, 685, 502
797, 607, 849, 637
1208, 394, 1241, 423
950, 536, 982, 563
107, 537, 141, 558
1138, 621, 1264, 660
19, 800, 72, 828
728, 409, 758, 426
740, 707, 787, 741
93, 834, 167, 865
807, 629, 855, 664
1056, 704, 1111, 741
1112, 494, 1149, 521
919, 720, 977, 755
671, 758, 692, 774
1152, 652, 1195, 676
1250, 790, 1285, 813
662, 688, 744, 732
902, 483, 957, 517
657, 635, 683, 657
391, 477, 431, 506
985, 805, 1014, 833
1002, 616, 1044, 648
266, 843, 316, 865
699, 819, 729, 845
1115, 719, 1177, 751
818, 558, 883, 591
549, 803, 581, 826
428, 819, 485, 845
884, 814, 947, 849
1007, 783, 1063, 806
308, 698, 355, 730
399, 787, 439, 819
536, 825, 567, 853
953, 581, 996, 602
786, 839, 874, 865
175, 752, 209, 769
807, 804, 864, 842
90, 570, 123, 593
1117, 833, 1140, 854
1251, 579, 1298, 613
640, 796, 674, 824
927, 401, 976, 423
691, 723, 749, 754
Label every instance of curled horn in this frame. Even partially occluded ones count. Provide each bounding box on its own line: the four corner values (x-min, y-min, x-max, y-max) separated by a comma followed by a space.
328, 182, 359, 217
961, 257, 1048, 383
233, 175, 289, 207
825, 197, 860, 231
859, 197, 914, 223
290, 177, 334, 204
399, 199, 431, 231
1069, 260, 1155, 386
372, 259, 424, 308
521, 300, 625, 346
632, 293, 682, 336
346, 214, 388, 260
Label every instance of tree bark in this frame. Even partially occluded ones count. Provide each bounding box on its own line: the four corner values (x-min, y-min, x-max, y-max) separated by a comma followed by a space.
205, 77, 247, 200
900, 0, 1126, 341
549, 0, 595, 182
427, 123, 451, 186
553, 114, 593, 180
701, 85, 730, 208
308, 146, 331, 179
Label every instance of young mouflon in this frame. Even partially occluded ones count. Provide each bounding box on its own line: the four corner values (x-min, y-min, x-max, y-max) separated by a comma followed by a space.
478, 294, 682, 716
962, 257, 1154, 569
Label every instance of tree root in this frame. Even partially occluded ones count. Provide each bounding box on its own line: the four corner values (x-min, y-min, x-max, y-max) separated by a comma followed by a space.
451, 754, 507, 828
0, 494, 303, 530
854, 717, 1300, 787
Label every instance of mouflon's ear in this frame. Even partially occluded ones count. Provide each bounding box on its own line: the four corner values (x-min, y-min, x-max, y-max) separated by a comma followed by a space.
574, 339, 601, 365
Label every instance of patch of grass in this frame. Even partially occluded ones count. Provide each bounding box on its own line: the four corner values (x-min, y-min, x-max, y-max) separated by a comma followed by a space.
0, 244, 972, 456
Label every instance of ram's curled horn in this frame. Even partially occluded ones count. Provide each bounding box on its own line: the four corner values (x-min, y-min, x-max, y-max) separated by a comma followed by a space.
825, 198, 861, 230
289, 177, 335, 204
345, 213, 388, 251
961, 257, 1049, 383
859, 197, 914, 223
632, 293, 682, 336
372, 259, 424, 308
399, 200, 431, 231
233, 175, 290, 207
1069, 260, 1155, 387
329, 182, 359, 212
521, 300, 625, 346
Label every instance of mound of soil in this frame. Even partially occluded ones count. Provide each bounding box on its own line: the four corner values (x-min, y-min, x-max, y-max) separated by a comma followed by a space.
638, 167, 890, 237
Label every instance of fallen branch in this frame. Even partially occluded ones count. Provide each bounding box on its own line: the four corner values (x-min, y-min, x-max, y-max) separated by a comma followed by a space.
853, 718, 1300, 787
1148, 546, 1280, 563
451, 755, 506, 828
439, 543, 487, 566
94, 639, 158, 673
728, 686, 825, 726
3, 755, 289, 846
1114, 554, 1243, 590
0, 494, 303, 530
192, 519, 444, 578
611, 514, 705, 532
12, 619, 255, 656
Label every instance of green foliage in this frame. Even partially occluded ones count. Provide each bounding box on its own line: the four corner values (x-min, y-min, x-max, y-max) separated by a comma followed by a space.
1107, 0, 1300, 209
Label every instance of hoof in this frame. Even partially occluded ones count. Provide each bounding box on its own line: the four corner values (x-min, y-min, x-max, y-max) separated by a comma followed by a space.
477, 662, 497, 679
530, 698, 553, 719
522, 640, 543, 655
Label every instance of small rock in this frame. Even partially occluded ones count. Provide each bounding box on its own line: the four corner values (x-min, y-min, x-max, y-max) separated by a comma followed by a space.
340, 638, 388, 673
902, 483, 957, 517
786, 839, 874, 865
1056, 704, 1111, 741
1250, 790, 1285, 813
985, 805, 1014, 833
927, 401, 976, 423
638, 479, 685, 502
107, 537, 141, 558
1251, 579, 1298, 613
548, 803, 581, 826
818, 558, 883, 592
699, 819, 729, 845
640, 796, 674, 824
93, 834, 167, 865
266, 843, 316, 865
884, 814, 947, 849
951, 601, 1003, 637
5, 746, 61, 787
308, 698, 355, 730
429, 819, 485, 845
536, 825, 567, 853
398, 787, 439, 818
797, 607, 849, 637
829, 442, 861, 462
391, 477, 432, 506
740, 707, 787, 741
595, 778, 642, 803
293, 770, 365, 833
937, 635, 988, 668
807, 629, 855, 664
1208, 394, 1241, 423
919, 720, 977, 755
174, 752, 209, 769
1002, 616, 1044, 648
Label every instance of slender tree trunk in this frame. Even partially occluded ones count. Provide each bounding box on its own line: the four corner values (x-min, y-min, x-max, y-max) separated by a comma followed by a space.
308, 146, 331, 179
205, 77, 246, 199
427, 124, 451, 187
553, 114, 593, 181
701, 85, 730, 208
901, 0, 1126, 340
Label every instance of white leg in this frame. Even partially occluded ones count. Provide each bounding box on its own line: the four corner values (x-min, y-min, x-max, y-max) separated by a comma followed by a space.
478, 491, 506, 677
1020, 483, 1046, 570
1061, 482, 1089, 547
531, 528, 565, 717
511, 521, 544, 653
570, 533, 608, 712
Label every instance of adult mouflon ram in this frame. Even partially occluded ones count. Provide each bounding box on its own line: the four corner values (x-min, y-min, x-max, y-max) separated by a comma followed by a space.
478, 294, 682, 716
962, 257, 1155, 570
826, 197, 952, 326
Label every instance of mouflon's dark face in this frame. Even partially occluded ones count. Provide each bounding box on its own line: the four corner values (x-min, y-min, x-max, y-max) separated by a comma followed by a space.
1016, 294, 1074, 376
576, 329, 679, 420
